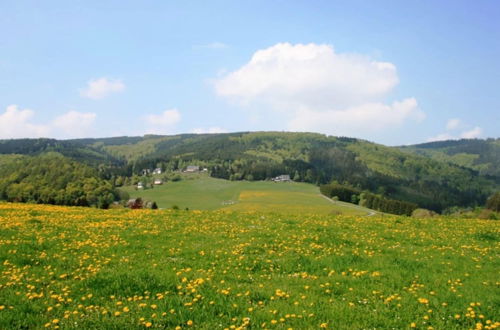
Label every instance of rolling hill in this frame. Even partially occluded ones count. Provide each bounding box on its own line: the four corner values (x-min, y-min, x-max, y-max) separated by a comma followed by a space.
0, 132, 498, 212
400, 138, 500, 177
120, 172, 373, 215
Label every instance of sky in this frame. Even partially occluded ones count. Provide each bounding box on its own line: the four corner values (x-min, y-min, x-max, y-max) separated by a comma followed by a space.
1, 0, 499, 145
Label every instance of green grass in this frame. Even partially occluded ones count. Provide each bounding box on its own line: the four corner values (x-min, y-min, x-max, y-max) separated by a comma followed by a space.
120, 174, 371, 215
0, 203, 498, 329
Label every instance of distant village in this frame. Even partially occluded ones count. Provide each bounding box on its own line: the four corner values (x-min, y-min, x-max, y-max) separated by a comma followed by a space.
135, 166, 291, 190
136, 165, 208, 189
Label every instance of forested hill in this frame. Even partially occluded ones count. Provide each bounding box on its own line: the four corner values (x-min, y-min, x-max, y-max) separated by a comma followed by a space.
399, 138, 500, 177
0, 132, 498, 212
0, 153, 117, 208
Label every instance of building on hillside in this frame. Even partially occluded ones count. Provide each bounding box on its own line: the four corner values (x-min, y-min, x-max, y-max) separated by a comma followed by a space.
272, 174, 291, 182
185, 165, 199, 173
141, 169, 151, 176
154, 179, 163, 185
137, 182, 144, 189
153, 168, 162, 175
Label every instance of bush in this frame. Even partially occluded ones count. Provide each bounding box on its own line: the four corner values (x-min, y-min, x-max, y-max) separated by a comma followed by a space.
486, 192, 500, 212
478, 209, 498, 220
412, 208, 437, 218
170, 174, 182, 182
117, 190, 130, 201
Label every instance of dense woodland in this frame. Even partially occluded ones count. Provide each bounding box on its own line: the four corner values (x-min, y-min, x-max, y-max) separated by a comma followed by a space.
0, 133, 498, 213
319, 183, 418, 216
0, 153, 117, 208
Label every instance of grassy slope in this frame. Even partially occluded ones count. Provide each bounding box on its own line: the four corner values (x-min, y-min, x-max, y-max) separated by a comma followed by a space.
0, 203, 498, 329
120, 174, 371, 215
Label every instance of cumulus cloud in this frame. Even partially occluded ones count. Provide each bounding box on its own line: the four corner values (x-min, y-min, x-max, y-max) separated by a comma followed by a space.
289, 98, 425, 135
191, 127, 227, 134
460, 126, 482, 139
144, 109, 181, 134
0, 105, 97, 139
80, 77, 125, 100
52, 111, 96, 138
0, 105, 49, 139
214, 42, 422, 136
428, 119, 482, 141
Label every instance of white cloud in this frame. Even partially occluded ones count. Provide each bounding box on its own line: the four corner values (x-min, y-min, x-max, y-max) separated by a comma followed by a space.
0, 105, 49, 139
145, 109, 181, 126
214, 43, 422, 136
428, 119, 482, 141
52, 111, 96, 138
80, 77, 125, 100
191, 127, 227, 134
144, 109, 181, 134
0, 105, 99, 139
460, 126, 482, 139
215, 43, 398, 108
289, 98, 425, 135
427, 133, 455, 142
446, 118, 461, 131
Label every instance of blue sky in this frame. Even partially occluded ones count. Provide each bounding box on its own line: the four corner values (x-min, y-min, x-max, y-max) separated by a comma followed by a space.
0, 0, 498, 145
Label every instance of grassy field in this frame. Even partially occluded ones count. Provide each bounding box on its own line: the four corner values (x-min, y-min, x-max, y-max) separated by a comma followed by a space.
120, 174, 371, 215
0, 203, 498, 329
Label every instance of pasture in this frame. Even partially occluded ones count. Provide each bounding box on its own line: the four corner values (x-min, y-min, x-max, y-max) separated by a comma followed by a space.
0, 203, 498, 329
120, 175, 370, 215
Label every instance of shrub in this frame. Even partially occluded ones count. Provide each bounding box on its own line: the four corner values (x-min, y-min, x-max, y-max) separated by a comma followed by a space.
486, 192, 500, 212
412, 208, 437, 218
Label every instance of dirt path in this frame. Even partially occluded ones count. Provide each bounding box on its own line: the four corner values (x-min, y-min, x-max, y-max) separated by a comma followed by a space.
320, 194, 376, 216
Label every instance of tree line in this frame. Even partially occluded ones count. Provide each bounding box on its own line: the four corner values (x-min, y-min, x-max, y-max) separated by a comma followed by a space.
320, 182, 418, 216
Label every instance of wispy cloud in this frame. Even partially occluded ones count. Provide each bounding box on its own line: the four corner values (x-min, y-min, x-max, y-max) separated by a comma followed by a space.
445, 118, 461, 130
191, 127, 227, 134
80, 77, 125, 100
460, 126, 482, 139
144, 109, 181, 134
428, 118, 482, 141
52, 111, 96, 138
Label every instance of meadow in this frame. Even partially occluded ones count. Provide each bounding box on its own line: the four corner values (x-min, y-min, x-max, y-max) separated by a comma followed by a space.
0, 203, 498, 329
120, 174, 371, 215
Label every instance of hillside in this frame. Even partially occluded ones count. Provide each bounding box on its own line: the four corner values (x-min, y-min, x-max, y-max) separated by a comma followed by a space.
120, 173, 372, 215
400, 138, 500, 177
0, 153, 117, 208
1, 132, 498, 212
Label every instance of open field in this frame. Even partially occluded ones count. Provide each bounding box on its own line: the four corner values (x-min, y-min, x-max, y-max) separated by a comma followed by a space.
0, 203, 498, 329
120, 175, 371, 215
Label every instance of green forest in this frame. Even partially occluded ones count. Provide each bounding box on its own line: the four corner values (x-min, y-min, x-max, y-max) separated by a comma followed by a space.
0, 133, 498, 213
0, 153, 117, 208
